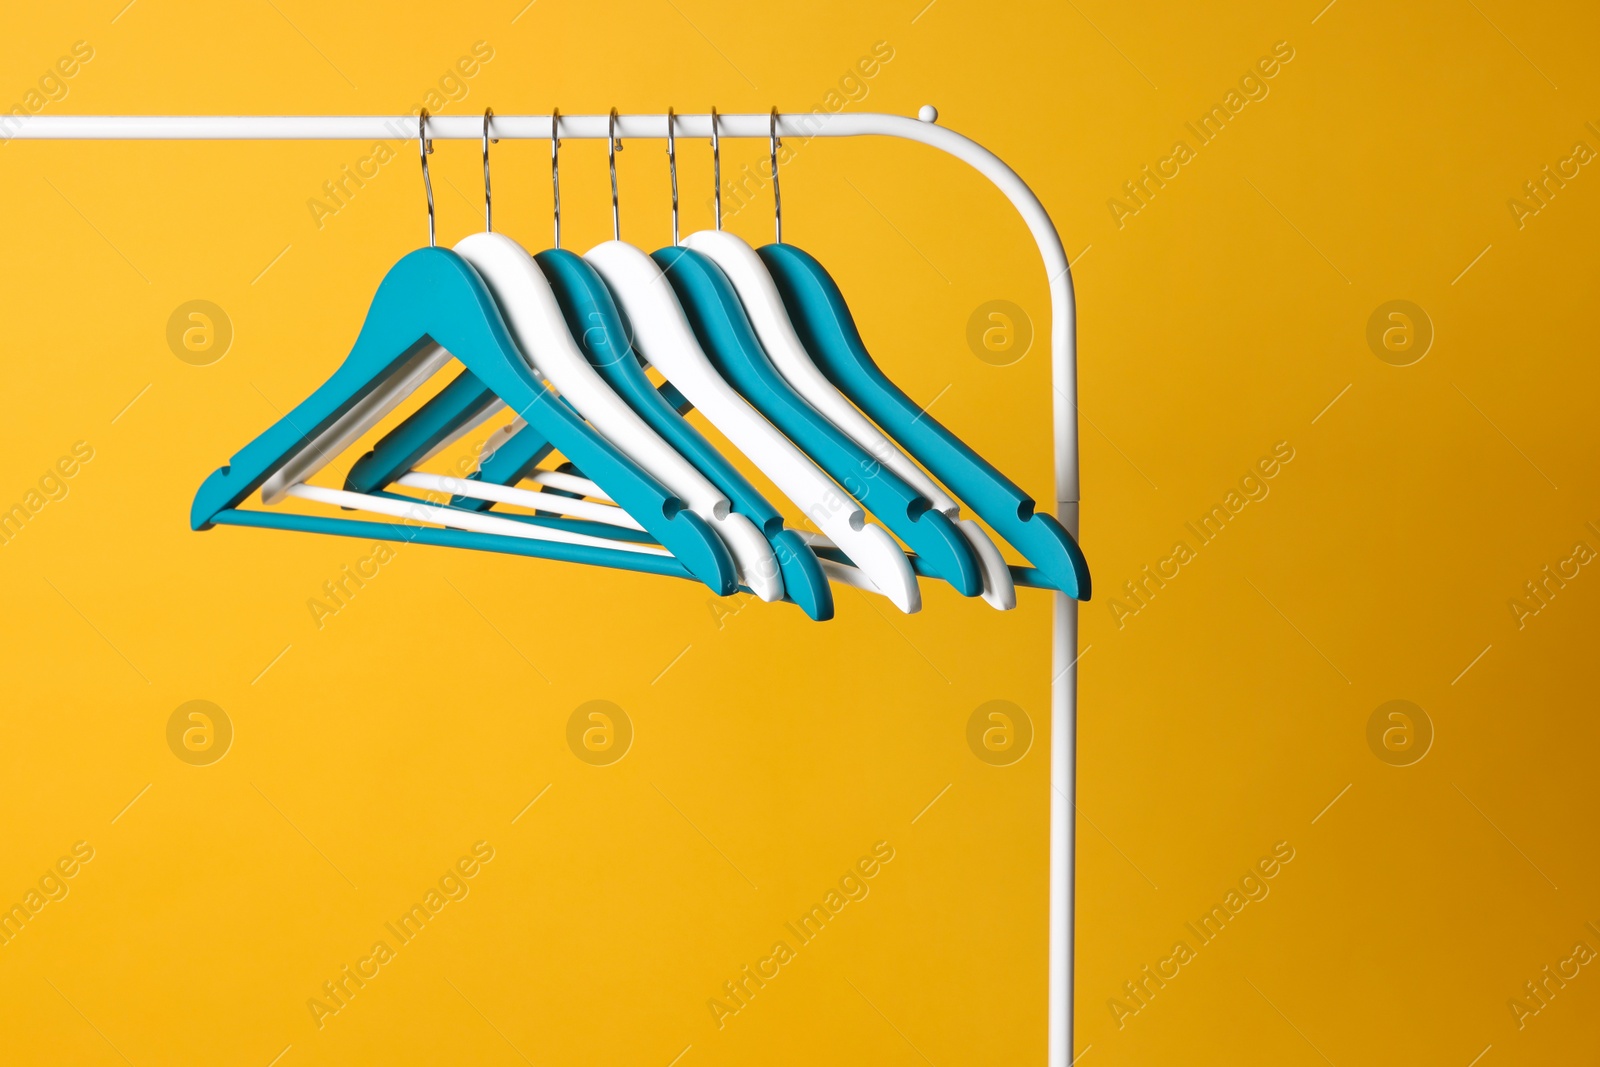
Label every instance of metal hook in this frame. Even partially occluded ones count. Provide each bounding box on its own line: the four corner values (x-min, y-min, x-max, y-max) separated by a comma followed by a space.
608, 107, 623, 242
769, 107, 783, 245
481, 107, 496, 232
710, 105, 722, 231
550, 107, 562, 249
666, 106, 680, 246
418, 108, 435, 247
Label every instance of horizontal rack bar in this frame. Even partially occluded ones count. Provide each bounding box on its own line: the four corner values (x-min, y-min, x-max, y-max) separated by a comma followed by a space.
11, 112, 938, 141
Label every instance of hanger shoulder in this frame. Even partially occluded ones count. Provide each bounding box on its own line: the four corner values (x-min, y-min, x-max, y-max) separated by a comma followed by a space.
760, 243, 1090, 600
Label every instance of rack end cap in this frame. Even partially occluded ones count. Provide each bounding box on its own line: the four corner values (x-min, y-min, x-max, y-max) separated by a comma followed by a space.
917, 104, 939, 123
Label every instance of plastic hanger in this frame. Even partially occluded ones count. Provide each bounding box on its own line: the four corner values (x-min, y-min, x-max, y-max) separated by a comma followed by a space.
683, 113, 1013, 609
193, 243, 739, 593
688, 230, 1013, 611
759, 241, 1091, 600
192, 111, 737, 595
658, 113, 985, 601
655, 241, 986, 599
529, 247, 834, 620
582, 237, 920, 613
576, 107, 915, 613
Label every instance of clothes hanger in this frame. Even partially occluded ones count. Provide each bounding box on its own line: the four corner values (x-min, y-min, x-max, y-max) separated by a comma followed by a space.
678, 115, 1011, 607
678, 110, 1013, 609
653, 240, 989, 597
529, 248, 834, 620
580, 109, 920, 613
586, 241, 921, 612
340, 109, 831, 619
192, 110, 738, 595
656, 112, 988, 602
679, 234, 1016, 611
757, 247, 1091, 600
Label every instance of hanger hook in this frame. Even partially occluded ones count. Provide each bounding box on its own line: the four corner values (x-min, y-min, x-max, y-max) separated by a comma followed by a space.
481, 107, 496, 232
769, 107, 783, 245
666, 107, 679, 246
710, 105, 722, 231
418, 108, 435, 248
608, 107, 623, 242
550, 107, 562, 250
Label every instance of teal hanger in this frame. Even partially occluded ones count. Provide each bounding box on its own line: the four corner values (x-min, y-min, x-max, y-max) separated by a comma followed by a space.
530, 249, 833, 620
653, 245, 985, 599
332, 249, 834, 621
758, 243, 1091, 601
191, 246, 738, 595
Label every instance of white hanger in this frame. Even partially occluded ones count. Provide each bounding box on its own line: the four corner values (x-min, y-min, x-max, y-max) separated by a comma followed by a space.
452, 230, 782, 601
583, 239, 920, 613
684, 228, 1016, 610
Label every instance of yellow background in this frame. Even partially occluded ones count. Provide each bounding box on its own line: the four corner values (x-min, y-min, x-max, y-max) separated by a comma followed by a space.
1, 1, 1597, 1064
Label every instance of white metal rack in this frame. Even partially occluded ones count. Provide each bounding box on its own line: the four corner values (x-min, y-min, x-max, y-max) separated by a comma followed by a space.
13, 111, 1082, 1065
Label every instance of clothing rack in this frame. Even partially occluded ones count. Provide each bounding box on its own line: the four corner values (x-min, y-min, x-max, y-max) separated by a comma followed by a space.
15, 111, 1082, 1065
